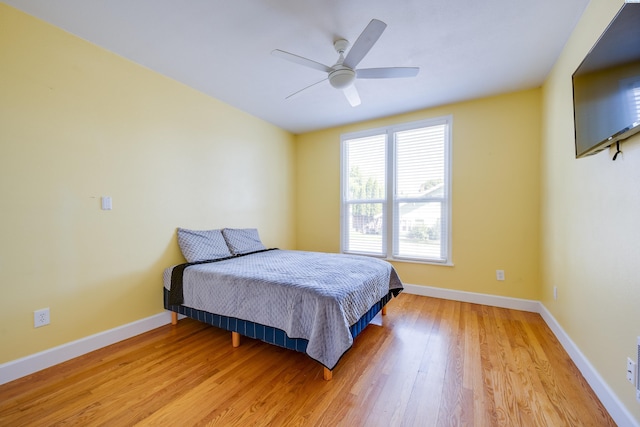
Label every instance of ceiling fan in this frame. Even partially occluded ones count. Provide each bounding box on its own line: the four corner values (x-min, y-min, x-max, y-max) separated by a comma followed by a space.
272, 19, 419, 107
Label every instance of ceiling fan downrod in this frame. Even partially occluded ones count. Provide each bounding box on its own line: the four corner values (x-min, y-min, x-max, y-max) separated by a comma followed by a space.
329, 39, 355, 89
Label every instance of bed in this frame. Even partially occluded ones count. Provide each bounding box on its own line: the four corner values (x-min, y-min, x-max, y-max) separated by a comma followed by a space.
163, 228, 403, 380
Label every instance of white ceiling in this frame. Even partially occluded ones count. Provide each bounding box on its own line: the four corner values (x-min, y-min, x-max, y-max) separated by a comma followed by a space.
5, 0, 589, 134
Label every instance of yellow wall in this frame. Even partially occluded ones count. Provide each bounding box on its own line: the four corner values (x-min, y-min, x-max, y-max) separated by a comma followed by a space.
541, 0, 640, 419
296, 89, 541, 300
0, 4, 296, 364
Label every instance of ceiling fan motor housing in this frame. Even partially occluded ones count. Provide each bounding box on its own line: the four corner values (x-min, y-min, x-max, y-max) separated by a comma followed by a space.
329, 66, 356, 89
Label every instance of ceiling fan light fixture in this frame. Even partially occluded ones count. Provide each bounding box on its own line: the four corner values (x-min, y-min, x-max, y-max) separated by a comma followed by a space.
273, 19, 419, 105
329, 68, 356, 89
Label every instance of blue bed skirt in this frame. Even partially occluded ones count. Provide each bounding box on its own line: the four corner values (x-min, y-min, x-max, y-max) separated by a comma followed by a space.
163, 288, 393, 365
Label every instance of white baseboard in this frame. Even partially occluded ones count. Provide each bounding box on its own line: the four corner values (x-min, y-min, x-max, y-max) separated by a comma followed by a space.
402, 283, 639, 427
0, 311, 172, 386
402, 283, 542, 312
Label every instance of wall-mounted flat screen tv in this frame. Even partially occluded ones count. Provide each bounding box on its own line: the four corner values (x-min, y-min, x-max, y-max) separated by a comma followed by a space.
572, 2, 640, 158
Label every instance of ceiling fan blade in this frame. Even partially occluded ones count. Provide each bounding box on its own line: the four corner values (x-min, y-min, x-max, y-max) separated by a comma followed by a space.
285, 78, 328, 100
342, 19, 387, 69
272, 49, 333, 73
343, 85, 361, 107
356, 67, 420, 79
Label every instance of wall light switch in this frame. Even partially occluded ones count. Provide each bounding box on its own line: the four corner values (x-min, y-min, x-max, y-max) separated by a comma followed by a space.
101, 196, 112, 210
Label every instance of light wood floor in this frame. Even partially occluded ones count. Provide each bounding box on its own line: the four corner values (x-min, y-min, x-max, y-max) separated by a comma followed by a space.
0, 294, 615, 426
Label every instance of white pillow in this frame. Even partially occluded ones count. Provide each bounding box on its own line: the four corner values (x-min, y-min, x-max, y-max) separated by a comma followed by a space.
222, 228, 266, 255
177, 228, 233, 262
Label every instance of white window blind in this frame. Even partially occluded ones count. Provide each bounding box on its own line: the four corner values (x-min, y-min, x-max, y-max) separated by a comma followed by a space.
341, 116, 452, 264
344, 134, 387, 255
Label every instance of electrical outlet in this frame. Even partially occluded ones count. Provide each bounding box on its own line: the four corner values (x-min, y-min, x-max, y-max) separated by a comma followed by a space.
553, 286, 558, 300
637, 336, 640, 402
34, 308, 50, 328
496, 270, 505, 281
627, 357, 636, 385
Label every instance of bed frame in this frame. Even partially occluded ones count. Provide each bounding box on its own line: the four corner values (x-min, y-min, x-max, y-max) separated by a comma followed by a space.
164, 288, 393, 380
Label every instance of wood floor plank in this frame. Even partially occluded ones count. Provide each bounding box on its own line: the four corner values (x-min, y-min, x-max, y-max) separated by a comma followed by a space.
0, 294, 616, 427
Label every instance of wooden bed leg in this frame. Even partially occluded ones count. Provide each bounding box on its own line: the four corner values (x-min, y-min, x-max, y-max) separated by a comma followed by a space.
382, 305, 387, 315
323, 367, 333, 381
171, 312, 178, 325
232, 331, 240, 348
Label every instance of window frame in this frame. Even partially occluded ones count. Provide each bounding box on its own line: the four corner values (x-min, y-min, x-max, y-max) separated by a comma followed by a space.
340, 116, 453, 265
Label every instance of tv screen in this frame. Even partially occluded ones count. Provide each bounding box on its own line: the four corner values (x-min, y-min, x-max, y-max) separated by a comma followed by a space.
572, 2, 640, 158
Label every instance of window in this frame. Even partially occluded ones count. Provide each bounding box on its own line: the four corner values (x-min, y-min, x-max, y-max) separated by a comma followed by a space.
341, 116, 452, 264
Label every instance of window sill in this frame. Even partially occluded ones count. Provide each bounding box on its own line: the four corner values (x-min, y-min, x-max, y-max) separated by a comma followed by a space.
385, 257, 454, 267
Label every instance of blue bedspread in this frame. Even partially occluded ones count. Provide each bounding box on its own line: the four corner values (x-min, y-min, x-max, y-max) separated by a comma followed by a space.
164, 250, 403, 369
